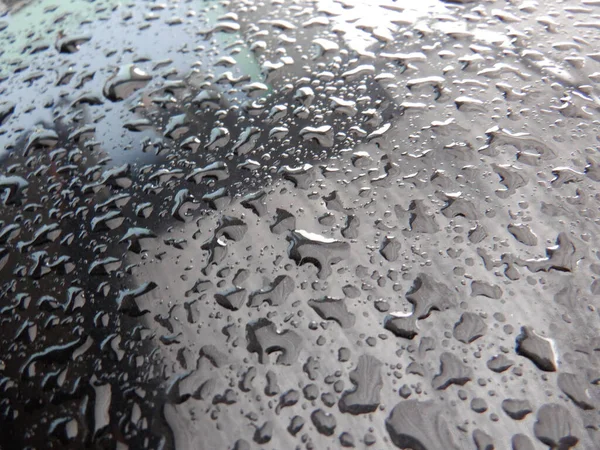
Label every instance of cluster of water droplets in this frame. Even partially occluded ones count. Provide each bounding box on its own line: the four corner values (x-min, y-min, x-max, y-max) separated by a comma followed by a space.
0, 0, 599, 448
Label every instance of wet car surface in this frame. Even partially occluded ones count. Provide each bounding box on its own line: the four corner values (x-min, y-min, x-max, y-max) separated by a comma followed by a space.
0, 0, 599, 449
